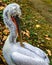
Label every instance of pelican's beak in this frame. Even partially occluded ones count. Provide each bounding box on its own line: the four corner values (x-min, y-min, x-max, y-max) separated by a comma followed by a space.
11, 15, 21, 36
11, 15, 24, 47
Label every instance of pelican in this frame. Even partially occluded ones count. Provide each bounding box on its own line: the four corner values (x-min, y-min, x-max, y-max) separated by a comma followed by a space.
3, 3, 50, 65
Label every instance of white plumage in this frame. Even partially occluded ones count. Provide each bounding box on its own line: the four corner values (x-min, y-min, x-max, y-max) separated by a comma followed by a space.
3, 3, 50, 65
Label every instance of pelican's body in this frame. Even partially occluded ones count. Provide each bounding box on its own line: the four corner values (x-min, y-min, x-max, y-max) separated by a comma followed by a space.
3, 3, 50, 65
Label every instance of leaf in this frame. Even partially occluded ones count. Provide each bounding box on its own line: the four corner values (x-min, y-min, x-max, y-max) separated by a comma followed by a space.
45, 37, 51, 41
36, 24, 41, 28
3, 29, 9, 35
3, 36, 7, 41
0, 6, 4, 10
46, 49, 52, 56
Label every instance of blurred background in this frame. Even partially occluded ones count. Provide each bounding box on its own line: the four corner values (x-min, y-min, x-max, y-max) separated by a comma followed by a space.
0, 0, 52, 65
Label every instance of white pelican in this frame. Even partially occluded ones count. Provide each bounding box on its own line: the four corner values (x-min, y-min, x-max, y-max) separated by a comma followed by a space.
3, 3, 50, 65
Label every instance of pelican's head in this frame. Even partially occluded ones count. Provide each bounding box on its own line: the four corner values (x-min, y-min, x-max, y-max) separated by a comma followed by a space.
9, 3, 21, 17
3, 3, 22, 36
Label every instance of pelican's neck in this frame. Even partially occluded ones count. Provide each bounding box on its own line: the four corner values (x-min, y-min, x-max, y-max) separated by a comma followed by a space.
9, 32, 17, 43
4, 12, 17, 43
8, 18, 17, 43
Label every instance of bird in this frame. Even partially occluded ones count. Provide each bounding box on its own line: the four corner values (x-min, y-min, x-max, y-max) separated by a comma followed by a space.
3, 3, 50, 65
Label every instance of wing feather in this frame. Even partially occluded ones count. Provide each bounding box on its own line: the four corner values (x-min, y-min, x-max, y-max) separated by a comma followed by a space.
11, 52, 48, 65
23, 42, 49, 63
